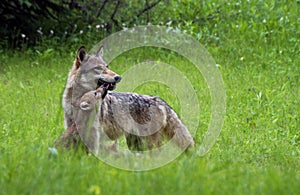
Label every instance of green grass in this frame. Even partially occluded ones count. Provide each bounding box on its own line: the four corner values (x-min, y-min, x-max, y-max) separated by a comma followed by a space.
1, 1, 300, 194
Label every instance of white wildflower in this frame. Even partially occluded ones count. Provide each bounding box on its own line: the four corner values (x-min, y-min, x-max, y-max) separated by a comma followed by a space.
37, 29, 43, 35
166, 21, 172, 26
279, 17, 284, 22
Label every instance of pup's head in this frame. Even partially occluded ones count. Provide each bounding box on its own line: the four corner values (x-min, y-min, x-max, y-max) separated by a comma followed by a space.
74, 45, 122, 92
79, 86, 107, 111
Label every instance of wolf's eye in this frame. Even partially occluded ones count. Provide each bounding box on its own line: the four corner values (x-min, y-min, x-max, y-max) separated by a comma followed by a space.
94, 66, 102, 71
94, 92, 97, 96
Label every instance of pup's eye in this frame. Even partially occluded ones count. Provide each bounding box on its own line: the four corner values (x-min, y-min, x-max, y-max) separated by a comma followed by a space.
94, 92, 97, 96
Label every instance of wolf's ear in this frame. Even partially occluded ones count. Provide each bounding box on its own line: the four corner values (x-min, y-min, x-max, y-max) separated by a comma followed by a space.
77, 46, 86, 61
76, 46, 86, 68
96, 45, 104, 58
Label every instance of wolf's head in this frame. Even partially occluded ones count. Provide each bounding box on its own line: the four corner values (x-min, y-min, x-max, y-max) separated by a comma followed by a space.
73, 46, 121, 92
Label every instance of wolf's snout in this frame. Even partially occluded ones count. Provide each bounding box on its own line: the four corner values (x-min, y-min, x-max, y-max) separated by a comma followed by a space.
114, 75, 122, 83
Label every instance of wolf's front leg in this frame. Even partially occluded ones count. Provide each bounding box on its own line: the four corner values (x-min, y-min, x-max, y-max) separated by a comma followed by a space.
54, 123, 83, 150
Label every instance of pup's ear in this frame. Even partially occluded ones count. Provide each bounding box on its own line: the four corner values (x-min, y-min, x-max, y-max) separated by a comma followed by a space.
80, 101, 91, 110
76, 46, 86, 68
96, 45, 104, 58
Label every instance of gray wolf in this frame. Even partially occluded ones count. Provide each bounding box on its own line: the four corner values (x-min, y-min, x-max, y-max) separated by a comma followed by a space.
54, 45, 121, 149
98, 91, 195, 151
55, 46, 194, 152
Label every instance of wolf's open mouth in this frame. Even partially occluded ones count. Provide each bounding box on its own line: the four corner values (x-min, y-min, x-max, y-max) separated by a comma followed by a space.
97, 79, 116, 91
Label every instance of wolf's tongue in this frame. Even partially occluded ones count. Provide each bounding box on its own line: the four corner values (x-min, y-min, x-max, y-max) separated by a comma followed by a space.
103, 83, 108, 87
103, 83, 110, 90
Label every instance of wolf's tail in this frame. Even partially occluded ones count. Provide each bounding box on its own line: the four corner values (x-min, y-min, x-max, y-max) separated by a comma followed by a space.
163, 107, 195, 151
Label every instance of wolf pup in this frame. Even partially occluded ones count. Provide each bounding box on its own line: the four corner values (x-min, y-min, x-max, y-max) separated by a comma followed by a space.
74, 86, 107, 155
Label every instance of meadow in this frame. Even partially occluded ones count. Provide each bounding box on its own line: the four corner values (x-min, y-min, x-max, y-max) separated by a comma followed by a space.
0, 1, 299, 194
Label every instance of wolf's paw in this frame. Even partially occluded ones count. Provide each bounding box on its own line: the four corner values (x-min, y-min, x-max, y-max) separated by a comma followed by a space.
48, 147, 58, 156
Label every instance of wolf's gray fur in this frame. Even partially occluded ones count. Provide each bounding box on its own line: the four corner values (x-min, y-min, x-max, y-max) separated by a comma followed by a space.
55, 46, 194, 152
99, 92, 195, 151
